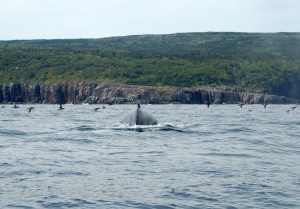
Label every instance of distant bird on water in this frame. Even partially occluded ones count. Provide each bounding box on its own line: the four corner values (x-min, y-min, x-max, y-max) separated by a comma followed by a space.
291, 106, 297, 111
58, 103, 64, 110
12, 104, 19, 109
286, 110, 290, 114
206, 102, 210, 108
248, 109, 253, 112
102, 106, 106, 109
263, 102, 267, 109
239, 103, 245, 108
93, 107, 100, 112
205, 91, 210, 108
27, 107, 34, 113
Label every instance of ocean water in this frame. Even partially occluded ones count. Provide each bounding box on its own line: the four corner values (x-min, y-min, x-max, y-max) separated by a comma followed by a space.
1, 104, 300, 209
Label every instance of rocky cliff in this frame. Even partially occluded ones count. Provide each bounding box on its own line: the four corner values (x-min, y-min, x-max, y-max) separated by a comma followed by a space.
0, 82, 298, 104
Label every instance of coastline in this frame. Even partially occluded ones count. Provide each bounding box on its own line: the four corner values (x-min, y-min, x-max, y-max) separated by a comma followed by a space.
0, 82, 299, 105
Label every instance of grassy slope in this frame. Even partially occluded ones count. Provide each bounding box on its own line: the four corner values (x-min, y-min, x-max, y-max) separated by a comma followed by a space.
0, 32, 300, 93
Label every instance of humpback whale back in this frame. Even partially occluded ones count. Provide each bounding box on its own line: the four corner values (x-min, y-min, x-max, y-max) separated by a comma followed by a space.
136, 108, 158, 125
121, 109, 138, 126
121, 104, 158, 126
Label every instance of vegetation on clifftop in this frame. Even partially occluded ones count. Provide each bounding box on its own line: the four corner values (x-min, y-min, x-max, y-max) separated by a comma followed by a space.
0, 32, 300, 94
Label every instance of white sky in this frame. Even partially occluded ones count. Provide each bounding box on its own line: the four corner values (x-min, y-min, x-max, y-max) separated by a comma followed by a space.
0, 0, 299, 40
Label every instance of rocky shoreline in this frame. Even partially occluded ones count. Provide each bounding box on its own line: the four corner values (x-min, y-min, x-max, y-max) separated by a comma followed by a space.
0, 82, 298, 104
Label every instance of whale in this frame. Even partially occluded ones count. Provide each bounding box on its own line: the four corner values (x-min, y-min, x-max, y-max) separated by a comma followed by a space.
121, 103, 158, 126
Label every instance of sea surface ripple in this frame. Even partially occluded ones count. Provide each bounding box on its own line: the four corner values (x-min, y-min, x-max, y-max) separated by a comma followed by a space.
1, 104, 300, 208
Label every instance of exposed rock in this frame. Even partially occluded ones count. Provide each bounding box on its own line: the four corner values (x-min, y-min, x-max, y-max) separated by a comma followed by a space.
271, 78, 300, 100
0, 84, 3, 103
0, 82, 298, 104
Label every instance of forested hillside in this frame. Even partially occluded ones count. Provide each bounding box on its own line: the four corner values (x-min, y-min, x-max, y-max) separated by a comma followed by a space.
1, 32, 300, 98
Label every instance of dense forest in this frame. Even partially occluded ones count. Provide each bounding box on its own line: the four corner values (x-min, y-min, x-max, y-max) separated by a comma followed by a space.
0, 32, 300, 97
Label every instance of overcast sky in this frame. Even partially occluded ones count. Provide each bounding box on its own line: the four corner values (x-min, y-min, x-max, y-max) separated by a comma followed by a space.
0, 0, 299, 40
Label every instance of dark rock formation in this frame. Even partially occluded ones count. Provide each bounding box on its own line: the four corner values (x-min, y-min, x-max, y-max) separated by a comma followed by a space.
0, 84, 3, 103
0, 82, 298, 104
270, 79, 300, 100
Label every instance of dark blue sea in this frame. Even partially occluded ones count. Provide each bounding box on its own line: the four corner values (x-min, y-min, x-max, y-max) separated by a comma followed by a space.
1, 104, 300, 209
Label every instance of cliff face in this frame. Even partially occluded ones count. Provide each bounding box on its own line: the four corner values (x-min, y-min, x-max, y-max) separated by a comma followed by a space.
0, 82, 298, 104
270, 79, 300, 100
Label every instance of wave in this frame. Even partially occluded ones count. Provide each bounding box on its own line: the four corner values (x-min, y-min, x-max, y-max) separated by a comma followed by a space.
113, 123, 187, 132
47, 137, 95, 144
0, 129, 27, 136
73, 125, 96, 131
